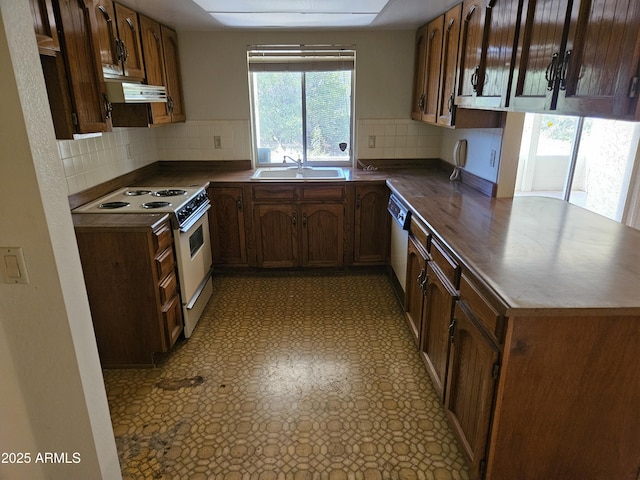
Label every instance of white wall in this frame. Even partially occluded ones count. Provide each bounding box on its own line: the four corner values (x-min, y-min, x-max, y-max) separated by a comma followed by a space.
439, 127, 504, 181
0, 2, 120, 479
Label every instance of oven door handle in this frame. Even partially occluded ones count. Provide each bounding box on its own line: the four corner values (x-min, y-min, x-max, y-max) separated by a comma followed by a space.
179, 203, 211, 232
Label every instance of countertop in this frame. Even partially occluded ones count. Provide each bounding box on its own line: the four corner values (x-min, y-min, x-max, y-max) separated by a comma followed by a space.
77, 165, 640, 316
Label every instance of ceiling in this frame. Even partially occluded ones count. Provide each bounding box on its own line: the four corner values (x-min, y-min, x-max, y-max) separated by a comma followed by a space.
124, 0, 458, 31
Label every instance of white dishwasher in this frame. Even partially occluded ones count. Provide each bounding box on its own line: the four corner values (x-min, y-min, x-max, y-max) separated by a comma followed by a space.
387, 194, 411, 294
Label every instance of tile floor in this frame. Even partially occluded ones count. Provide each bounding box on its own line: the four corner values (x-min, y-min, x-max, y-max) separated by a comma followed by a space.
103, 271, 470, 480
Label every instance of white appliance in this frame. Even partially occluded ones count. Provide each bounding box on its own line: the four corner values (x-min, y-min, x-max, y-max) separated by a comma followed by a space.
73, 186, 213, 337
387, 193, 410, 293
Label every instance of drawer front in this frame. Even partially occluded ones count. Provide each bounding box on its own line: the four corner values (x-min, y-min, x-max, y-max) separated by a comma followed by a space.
153, 222, 172, 253
253, 185, 296, 201
162, 295, 183, 350
409, 217, 430, 252
155, 247, 175, 280
459, 274, 505, 343
300, 185, 345, 201
158, 271, 178, 305
431, 238, 460, 289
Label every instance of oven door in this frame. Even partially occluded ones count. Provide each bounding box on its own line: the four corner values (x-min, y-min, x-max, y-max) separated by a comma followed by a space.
174, 207, 212, 304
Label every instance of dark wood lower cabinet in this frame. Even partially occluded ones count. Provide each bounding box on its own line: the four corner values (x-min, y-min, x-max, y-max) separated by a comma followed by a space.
300, 203, 344, 267
73, 214, 183, 367
421, 261, 457, 400
208, 186, 248, 266
445, 301, 499, 478
254, 204, 298, 268
405, 235, 428, 345
353, 184, 389, 265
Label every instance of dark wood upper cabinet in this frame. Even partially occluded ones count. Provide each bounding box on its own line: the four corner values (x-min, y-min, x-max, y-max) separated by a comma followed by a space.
411, 25, 429, 121
51, 0, 112, 136
437, 4, 462, 127
456, 0, 522, 109
138, 14, 171, 124
93, 0, 145, 80
161, 25, 186, 123
30, 0, 61, 55
511, 0, 640, 118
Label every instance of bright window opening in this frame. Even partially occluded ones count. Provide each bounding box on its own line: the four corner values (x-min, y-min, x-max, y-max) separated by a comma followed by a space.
248, 46, 354, 167
515, 113, 640, 222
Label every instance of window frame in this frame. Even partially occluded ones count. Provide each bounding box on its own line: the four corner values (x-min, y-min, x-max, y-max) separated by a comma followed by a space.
247, 46, 356, 168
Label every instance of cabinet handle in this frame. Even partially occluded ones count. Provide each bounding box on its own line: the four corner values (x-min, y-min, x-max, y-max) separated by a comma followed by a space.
448, 318, 457, 344
236, 198, 242, 211
471, 65, 480, 92
120, 40, 129, 64
356, 194, 361, 209
167, 95, 174, 113
292, 212, 297, 226
103, 94, 113, 120
302, 213, 307, 228
447, 93, 454, 113
418, 93, 426, 113
417, 268, 426, 287
420, 273, 429, 295
545, 52, 559, 91
559, 50, 571, 91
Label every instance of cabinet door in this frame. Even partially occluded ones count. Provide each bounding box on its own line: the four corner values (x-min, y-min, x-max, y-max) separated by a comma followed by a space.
30, 0, 61, 54
411, 25, 429, 120
353, 185, 389, 265
161, 25, 186, 123
209, 187, 248, 266
301, 204, 344, 267
556, 0, 640, 118
114, 2, 145, 80
405, 236, 428, 346
456, 0, 485, 106
254, 204, 298, 268
421, 262, 457, 401
445, 301, 499, 479
422, 15, 445, 123
476, 0, 521, 108
437, 4, 462, 127
56, 0, 111, 134
139, 15, 171, 124
510, 0, 571, 111
93, 0, 121, 77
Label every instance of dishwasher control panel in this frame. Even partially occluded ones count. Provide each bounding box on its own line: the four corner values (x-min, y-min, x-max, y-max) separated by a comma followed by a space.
387, 194, 411, 230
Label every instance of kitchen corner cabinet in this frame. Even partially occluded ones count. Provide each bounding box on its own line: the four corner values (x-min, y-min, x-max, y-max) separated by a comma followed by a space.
93, 0, 145, 80
352, 184, 390, 265
252, 185, 345, 268
511, 0, 640, 119
412, 3, 503, 128
38, 0, 112, 139
208, 186, 249, 267
73, 214, 183, 367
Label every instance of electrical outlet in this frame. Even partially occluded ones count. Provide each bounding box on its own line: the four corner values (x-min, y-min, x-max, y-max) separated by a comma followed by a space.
214, 136, 222, 149
368, 135, 376, 148
490, 149, 496, 167
126, 143, 132, 159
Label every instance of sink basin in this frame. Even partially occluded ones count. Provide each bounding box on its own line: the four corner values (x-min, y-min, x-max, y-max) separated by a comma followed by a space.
251, 166, 346, 181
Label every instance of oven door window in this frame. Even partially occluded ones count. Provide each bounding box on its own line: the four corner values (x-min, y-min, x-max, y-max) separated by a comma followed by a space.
189, 224, 204, 258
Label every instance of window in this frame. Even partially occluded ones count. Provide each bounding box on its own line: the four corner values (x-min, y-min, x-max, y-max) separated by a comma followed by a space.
515, 113, 640, 222
248, 46, 355, 166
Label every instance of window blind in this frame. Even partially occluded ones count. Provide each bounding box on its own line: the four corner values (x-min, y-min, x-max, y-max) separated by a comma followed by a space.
247, 45, 355, 72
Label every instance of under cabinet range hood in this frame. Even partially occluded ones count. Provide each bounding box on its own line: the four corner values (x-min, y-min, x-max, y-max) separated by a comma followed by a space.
105, 81, 167, 103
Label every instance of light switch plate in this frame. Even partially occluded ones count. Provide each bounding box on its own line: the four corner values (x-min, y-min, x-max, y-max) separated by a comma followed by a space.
0, 247, 29, 284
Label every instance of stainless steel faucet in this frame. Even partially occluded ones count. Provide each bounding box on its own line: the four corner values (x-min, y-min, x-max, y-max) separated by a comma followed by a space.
283, 155, 303, 172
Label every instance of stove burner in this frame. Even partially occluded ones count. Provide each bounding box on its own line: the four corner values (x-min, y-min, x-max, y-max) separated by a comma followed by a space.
99, 201, 130, 209
153, 189, 187, 197
142, 201, 171, 209
124, 189, 152, 196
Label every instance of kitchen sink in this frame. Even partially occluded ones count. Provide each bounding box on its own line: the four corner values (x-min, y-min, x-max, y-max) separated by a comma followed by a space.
250, 166, 346, 181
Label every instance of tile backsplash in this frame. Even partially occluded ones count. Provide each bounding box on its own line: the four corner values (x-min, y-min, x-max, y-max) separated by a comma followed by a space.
59, 128, 157, 194
60, 119, 447, 195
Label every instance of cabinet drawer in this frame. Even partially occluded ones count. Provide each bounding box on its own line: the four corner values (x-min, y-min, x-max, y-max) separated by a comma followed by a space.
253, 185, 296, 201
409, 217, 430, 252
458, 275, 505, 343
162, 295, 183, 349
300, 185, 345, 201
153, 222, 172, 253
155, 247, 175, 280
431, 239, 460, 289
158, 271, 178, 305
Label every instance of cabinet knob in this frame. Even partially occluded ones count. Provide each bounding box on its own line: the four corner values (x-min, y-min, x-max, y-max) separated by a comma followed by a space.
302, 213, 307, 228
356, 194, 361, 209
292, 213, 297, 226
236, 198, 242, 211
